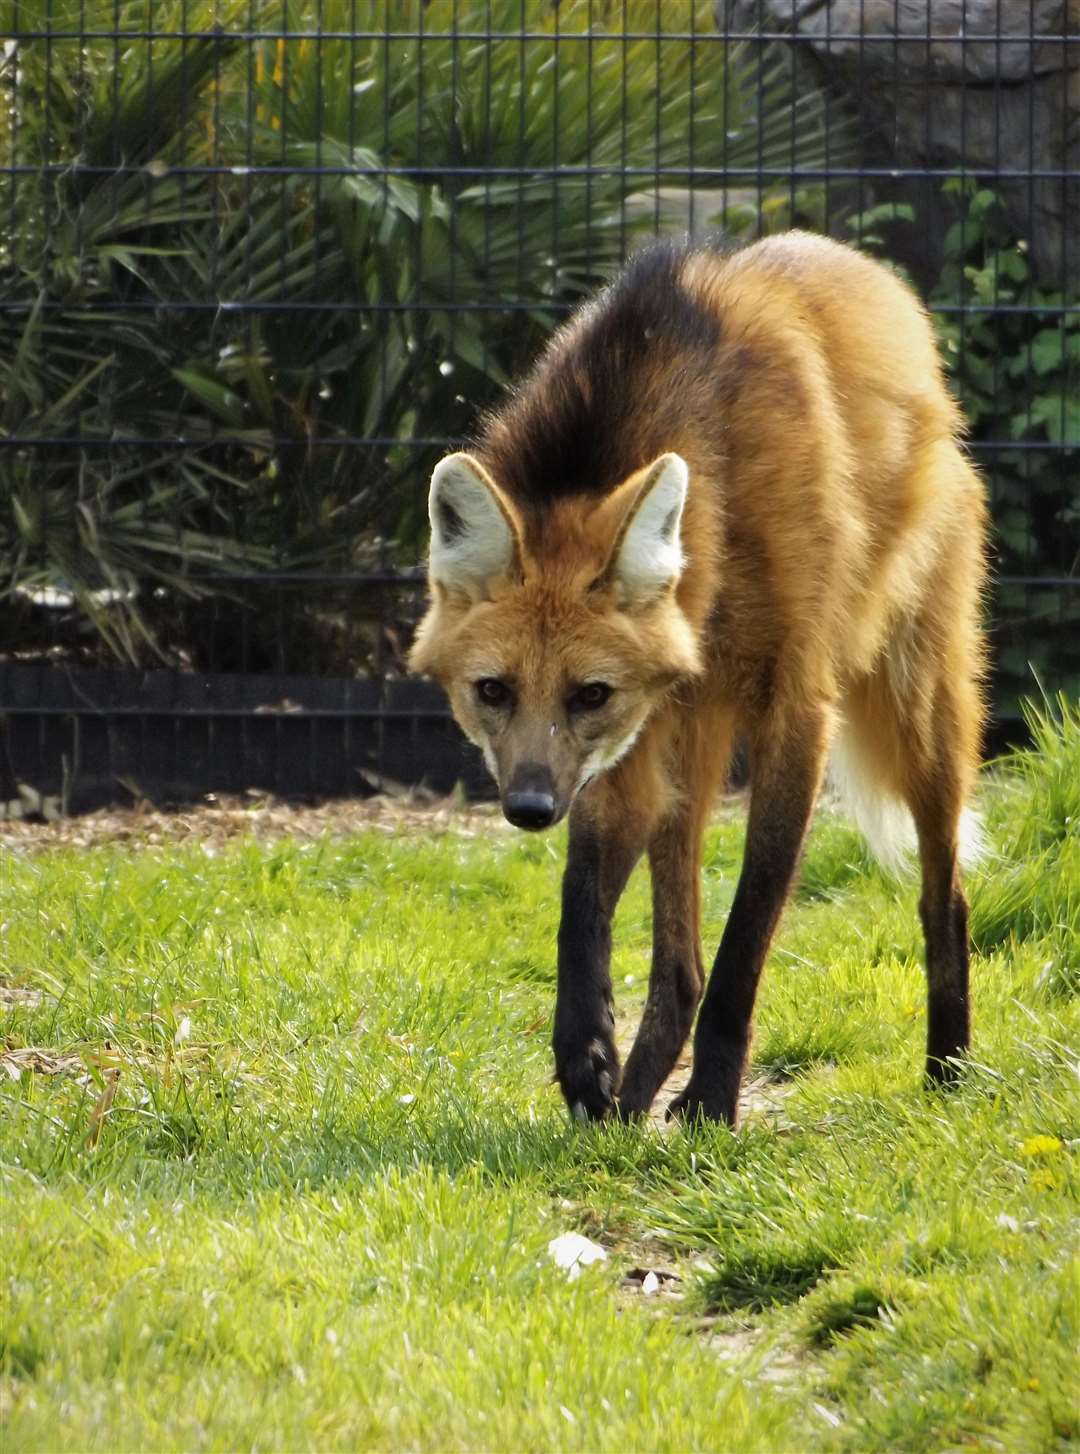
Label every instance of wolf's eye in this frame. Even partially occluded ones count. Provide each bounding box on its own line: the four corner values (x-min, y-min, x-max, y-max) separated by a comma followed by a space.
570, 682, 613, 712
475, 678, 512, 707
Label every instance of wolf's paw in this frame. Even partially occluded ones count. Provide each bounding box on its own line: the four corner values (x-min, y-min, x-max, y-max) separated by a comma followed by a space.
666, 1076, 738, 1127
557, 1036, 619, 1123
614, 1069, 658, 1121
924, 1052, 967, 1090
613, 1095, 650, 1124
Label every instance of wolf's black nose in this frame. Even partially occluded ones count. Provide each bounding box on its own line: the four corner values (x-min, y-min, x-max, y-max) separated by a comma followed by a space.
503, 790, 557, 830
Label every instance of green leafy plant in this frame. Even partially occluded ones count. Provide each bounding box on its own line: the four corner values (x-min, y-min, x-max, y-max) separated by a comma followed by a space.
846, 188, 1080, 717
1, 0, 840, 663
0, 1, 267, 657
934, 186, 1079, 716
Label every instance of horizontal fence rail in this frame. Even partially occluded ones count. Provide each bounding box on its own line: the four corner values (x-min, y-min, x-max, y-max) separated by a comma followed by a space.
1, 0, 1076, 812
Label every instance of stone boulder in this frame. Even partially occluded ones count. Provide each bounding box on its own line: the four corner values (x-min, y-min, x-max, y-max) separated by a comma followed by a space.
717, 1, 1078, 290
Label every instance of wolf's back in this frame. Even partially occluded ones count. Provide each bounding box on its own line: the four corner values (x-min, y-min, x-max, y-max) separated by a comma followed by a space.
476, 238, 737, 513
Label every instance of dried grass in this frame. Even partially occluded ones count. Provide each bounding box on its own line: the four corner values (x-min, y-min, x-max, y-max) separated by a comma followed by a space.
0, 791, 510, 854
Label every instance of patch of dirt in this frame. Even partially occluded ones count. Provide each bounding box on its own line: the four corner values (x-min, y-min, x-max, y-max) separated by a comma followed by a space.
621, 1264, 685, 1302
0, 785, 751, 854
612, 1005, 798, 1132
704, 1320, 822, 1386
0, 984, 44, 1010
738, 1073, 800, 1129
0, 1045, 89, 1082
0, 791, 512, 854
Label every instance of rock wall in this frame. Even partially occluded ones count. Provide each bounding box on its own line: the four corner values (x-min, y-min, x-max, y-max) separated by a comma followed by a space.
718, 1, 1079, 290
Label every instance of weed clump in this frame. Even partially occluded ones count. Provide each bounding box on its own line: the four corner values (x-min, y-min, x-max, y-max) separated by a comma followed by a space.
970, 693, 1079, 974
800, 1277, 905, 1347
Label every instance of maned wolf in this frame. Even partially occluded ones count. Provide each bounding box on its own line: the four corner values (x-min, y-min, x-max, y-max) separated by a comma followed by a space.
410, 233, 987, 1124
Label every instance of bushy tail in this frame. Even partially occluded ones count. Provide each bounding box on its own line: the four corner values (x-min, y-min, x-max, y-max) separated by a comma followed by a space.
826, 725, 985, 876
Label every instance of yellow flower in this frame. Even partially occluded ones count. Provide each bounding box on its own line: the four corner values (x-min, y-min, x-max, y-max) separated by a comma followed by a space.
1020, 1135, 1064, 1158
1030, 1168, 1057, 1192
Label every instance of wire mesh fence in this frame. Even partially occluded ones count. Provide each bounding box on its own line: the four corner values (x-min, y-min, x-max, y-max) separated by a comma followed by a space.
1, 1, 1077, 812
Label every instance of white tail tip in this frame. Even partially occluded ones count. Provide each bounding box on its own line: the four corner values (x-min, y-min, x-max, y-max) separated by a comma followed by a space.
827, 729, 986, 876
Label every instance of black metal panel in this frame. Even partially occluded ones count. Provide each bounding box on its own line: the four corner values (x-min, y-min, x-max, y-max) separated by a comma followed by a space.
0, 664, 492, 811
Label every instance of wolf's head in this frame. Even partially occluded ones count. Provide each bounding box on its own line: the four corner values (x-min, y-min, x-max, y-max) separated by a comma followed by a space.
409, 451, 702, 829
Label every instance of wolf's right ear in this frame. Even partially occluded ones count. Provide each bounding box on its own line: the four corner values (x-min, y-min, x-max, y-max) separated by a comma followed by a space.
427, 453, 521, 600
606, 452, 689, 605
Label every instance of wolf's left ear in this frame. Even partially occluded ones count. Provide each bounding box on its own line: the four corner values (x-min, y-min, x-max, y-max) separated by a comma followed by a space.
609, 452, 688, 605
427, 452, 521, 600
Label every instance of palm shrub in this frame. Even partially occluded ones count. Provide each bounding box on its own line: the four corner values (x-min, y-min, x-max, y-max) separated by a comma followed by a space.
970, 691, 1079, 992
1, 0, 839, 663
0, 0, 266, 657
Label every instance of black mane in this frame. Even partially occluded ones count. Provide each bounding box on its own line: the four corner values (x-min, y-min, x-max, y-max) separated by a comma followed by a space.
478, 237, 727, 505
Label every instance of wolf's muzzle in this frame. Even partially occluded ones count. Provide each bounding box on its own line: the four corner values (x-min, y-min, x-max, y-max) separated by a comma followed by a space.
503, 764, 558, 830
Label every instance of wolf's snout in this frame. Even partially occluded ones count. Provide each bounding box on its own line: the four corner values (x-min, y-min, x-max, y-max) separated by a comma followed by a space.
503, 764, 558, 830
503, 789, 557, 830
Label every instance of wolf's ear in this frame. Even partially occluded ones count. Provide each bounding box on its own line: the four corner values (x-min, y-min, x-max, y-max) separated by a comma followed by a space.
427, 453, 521, 599
608, 452, 688, 605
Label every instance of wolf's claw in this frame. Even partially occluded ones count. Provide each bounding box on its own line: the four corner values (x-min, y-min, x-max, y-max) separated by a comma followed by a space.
557, 1036, 619, 1122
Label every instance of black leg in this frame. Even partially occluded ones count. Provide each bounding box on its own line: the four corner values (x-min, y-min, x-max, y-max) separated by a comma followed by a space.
922, 885, 970, 1082
617, 805, 703, 1118
903, 705, 975, 1084
669, 709, 829, 1125
618, 706, 734, 1119
914, 794, 971, 1083
553, 808, 644, 1121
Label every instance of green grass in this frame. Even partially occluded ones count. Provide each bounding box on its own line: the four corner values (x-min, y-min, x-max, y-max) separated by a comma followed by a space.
2, 699, 1078, 1452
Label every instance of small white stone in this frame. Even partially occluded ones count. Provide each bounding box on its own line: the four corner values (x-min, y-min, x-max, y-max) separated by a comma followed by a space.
547, 1232, 608, 1280
16, 783, 40, 813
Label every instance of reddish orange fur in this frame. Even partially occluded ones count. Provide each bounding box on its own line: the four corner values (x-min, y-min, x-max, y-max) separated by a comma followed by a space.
411, 232, 988, 1123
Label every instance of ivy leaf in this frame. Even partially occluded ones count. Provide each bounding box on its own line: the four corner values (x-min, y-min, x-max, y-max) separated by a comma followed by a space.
1029, 394, 1080, 446
943, 220, 975, 262
844, 202, 915, 233
997, 248, 1029, 284
1027, 328, 1080, 377
969, 188, 1001, 219
963, 264, 1004, 305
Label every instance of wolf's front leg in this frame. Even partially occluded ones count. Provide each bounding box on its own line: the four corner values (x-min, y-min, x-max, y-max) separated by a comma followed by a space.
618, 703, 735, 1118
553, 804, 645, 1121
670, 704, 831, 1125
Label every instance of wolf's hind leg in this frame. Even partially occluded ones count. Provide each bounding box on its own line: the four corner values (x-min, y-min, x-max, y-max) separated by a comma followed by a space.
890, 676, 982, 1082
906, 602, 984, 1083
912, 763, 974, 1082
618, 705, 735, 1119
844, 548, 984, 1084
900, 463, 986, 1080
849, 673, 981, 1081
